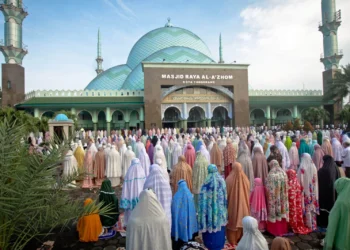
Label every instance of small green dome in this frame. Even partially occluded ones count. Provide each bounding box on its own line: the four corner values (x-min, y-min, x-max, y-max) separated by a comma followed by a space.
54, 114, 69, 121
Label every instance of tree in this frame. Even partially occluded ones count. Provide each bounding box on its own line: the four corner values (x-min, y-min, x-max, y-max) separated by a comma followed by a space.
283, 121, 293, 131
337, 105, 350, 131
293, 118, 302, 131
325, 64, 350, 102
302, 107, 329, 126
303, 121, 314, 133
0, 107, 42, 134
0, 118, 113, 250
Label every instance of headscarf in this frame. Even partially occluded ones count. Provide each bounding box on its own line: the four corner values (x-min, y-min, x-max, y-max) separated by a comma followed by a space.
249, 178, 267, 229
210, 142, 223, 172
286, 170, 311, 235
331, 137, 343, 162
288, 142, 299, 170
298, 139, 310, 160
120, 158, 146, 226
270, 237, 291, 250
171, 156, 193, 194
252, 147, 268, 185
223, 139, 236, 178
93, 147, 105, 183
324, 178, 350, 250
309, 139, 318, 157
99, 179, 119, 227
122, 146, 135, 178
192, 152, 209, 195
153, 144, 168, 170
74, 143, 85, 172
171, 180, 198, 242
184, 143, 196, 168
284, 136, 292, 151
312, 144, 324, 170
236, 216, 268, 250
317, 155, 340, 228
297, 153, 319, 231
266, 160, 289, 223
137, 145, 151, 177
276, 140, 290, 170
321, 138, 333, 157
77, 198, 103, 242
172, 142, 183, 168
126, 189, 172, 250
226, 162, 250, 232
198, 144, 210, 163
237, 143, 254, 191
143, 164, 172, 228
198, 164, 228, 233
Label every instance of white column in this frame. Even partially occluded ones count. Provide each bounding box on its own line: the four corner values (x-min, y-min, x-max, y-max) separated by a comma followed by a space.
182, 103, 188, 119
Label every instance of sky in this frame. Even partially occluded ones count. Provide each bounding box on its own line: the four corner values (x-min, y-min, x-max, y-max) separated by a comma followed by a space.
2, 0, 349, 92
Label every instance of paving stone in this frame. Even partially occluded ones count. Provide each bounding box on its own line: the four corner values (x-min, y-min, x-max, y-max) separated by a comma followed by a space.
107, 239, 119, 245
288, 235, 301, 243
118, 237, 126, 246
94, 240, 105, 246
299, 234, 313, 241
291, 245, 298, 250
92, 247, 103, 250
104, 246, 116, 250
309, 240, 321, 248
297, 242, 313, 250
266, 237, 273, 244
310, 232, 318, 239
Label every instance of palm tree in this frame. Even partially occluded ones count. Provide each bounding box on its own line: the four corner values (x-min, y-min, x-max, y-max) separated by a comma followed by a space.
337, 105, 350, 131
302, 107, 330, 126
0, 118, 114, 250
325, 64, 350, 102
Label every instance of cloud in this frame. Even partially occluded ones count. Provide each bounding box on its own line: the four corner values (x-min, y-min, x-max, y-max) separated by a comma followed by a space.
116, 0, 136, 18
102, 0, 131, 20
226, 0, 350, 90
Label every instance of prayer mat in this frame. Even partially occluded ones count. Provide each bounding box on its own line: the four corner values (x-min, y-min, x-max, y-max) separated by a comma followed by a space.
98, 228, 116, 240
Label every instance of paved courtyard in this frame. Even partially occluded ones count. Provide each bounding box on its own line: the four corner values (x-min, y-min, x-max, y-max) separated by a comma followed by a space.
32, 187, 325, 250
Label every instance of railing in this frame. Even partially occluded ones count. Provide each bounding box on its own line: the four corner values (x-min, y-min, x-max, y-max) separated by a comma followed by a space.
319, 10, 342, 26
24, 89, 145, 100
320, 49, 343, 59
0, 0, 28, 12
249, 89, 323, 96
0, 39, 28, 50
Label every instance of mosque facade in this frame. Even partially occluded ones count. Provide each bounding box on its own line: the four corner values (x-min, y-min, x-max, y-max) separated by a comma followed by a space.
0, 0, 344, 134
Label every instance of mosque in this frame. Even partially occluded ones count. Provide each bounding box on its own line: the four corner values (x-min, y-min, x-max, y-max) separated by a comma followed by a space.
0, 0, 344, 135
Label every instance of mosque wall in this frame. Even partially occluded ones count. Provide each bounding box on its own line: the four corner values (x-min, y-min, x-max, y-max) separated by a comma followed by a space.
143, 63, 250, 129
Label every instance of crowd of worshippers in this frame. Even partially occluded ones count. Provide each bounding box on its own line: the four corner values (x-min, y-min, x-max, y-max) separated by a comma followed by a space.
28, 127, 350, 250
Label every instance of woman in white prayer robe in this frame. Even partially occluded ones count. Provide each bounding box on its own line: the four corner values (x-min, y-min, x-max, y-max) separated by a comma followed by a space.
126, 189, 172, 250
106, 145, 122, 187
122, 146, 135, 178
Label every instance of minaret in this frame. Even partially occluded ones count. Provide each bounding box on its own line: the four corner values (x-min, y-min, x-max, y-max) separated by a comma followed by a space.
96, 28, 103, 75
319, 0, 342, 70
319, 0, 343, 122
218, 33, 224, 64
0, 0, 28, 64
0, 0, 27, 108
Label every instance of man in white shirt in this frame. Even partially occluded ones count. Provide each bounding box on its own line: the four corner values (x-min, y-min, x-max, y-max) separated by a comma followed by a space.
341, 139, 350, 178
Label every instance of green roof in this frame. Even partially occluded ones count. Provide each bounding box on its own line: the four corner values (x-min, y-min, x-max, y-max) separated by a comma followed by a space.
16, 96, 144, 108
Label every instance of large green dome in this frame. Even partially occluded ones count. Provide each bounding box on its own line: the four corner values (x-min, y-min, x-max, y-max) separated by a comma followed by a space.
85, 21, 215, 91
126, 25, 212, 70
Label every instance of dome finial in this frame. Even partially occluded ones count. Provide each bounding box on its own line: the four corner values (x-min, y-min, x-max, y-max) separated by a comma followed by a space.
165, 17, 173, 27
